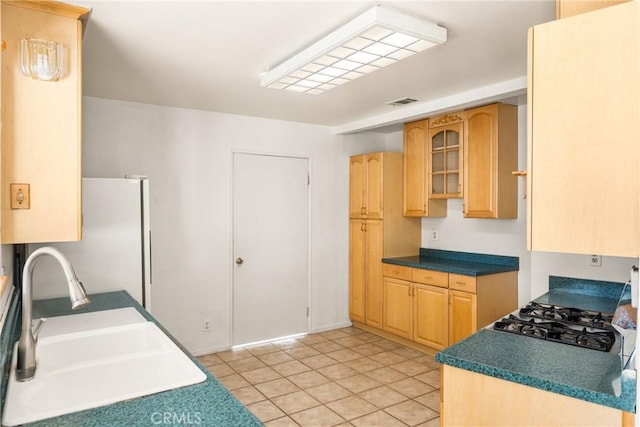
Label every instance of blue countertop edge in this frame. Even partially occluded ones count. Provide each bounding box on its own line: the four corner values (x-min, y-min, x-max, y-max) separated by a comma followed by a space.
435, 276, 636, 413
0, 290, 262, 427
382, 248, 519, 276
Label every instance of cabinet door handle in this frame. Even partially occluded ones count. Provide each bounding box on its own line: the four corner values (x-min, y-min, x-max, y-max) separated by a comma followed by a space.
361, 207, 365, 215
408, 287, 411, 296
456, 281, 465, 285
363, 206, 367, 215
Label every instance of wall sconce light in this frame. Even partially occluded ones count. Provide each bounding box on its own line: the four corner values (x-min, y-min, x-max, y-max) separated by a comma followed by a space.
260, 5, 447, 95
20, 38, 64, 81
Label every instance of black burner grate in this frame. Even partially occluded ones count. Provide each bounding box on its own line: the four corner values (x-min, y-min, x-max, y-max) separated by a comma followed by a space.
493, 314, 615, 352
518, 302, 613, 329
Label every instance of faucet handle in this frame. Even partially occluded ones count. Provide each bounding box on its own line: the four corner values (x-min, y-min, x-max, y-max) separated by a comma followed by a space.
32, 318, 47, 341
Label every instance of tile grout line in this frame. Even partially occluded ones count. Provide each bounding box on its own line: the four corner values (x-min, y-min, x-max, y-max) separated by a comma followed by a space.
199, 326, 441, 427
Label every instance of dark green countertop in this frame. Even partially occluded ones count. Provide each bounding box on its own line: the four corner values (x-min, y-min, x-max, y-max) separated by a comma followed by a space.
436, 277, 636, 413
2, 291, 262, 427
382, 248, 519, 276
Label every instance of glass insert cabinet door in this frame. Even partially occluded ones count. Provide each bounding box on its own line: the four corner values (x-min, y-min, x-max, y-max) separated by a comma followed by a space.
428, 113, 464, 199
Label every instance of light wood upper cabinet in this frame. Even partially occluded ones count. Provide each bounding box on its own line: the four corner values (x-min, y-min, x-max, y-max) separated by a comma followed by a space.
555, 0, 630, 19
429, 113, 464, 199
349, 153, 383, 219
1, 0, 91, 243
527, 1, 640, 257
349, 156, 366, 219
463, 103, 518, 219
402, 120, 447, 217
403, 121, 426, 216
364, 154, 383, 220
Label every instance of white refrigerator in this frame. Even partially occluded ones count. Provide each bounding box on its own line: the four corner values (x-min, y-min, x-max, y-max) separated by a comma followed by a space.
29, 177, 152, 310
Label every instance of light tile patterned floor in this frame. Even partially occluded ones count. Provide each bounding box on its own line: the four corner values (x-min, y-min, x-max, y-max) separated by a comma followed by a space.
197, 327, 441, 427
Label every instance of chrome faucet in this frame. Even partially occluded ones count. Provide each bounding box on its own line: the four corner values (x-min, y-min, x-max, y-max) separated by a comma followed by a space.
16, 247, 90, 382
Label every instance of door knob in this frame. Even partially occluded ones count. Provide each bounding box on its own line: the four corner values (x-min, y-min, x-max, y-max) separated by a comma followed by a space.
235, 258, 244, 265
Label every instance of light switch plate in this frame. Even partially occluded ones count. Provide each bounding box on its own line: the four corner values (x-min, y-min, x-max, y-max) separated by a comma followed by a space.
10, 183, 30, 209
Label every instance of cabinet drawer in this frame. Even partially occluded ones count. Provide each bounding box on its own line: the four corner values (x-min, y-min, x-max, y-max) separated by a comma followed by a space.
382, 264, 413, 280
449, 274, 477, 293
412, 269, 448, 287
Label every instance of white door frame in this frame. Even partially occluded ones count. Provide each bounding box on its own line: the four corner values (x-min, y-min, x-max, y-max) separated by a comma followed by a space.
229, 149, 312, 347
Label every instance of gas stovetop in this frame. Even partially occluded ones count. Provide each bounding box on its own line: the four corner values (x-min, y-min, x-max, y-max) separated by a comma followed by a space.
519, 302, 614, 330
493, 302, 618, 352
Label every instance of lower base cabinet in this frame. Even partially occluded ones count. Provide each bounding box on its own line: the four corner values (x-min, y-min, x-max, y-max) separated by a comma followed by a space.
414, 284, 449, 349
448, 289, 477, 345
382, 266, 449, 350
441, 365, 634, 426
382, 264, 517, 350
382, 277, 413, 339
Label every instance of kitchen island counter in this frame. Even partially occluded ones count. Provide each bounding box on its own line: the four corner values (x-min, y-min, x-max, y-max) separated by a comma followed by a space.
436, 276, 636, 414
0, 291, 261, 427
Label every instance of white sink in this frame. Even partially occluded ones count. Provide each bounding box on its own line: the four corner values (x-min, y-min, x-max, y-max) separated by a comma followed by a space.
2, 312, 207, 426
38, 307, 148, 338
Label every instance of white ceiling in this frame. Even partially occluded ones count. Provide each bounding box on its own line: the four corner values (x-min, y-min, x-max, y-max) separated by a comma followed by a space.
75, 1, 555, 132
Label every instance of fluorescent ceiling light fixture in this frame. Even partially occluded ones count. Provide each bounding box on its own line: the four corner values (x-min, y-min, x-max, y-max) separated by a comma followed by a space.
260, 5, 447, 95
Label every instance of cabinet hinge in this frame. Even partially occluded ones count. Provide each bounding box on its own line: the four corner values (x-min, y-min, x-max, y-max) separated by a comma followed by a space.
307, 174, 310, 186
306, 307, 310, 317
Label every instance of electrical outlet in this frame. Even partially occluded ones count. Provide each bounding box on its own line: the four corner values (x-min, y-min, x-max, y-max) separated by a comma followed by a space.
202, 318, 211, 332
431, 230, 438, 241
589, 255, 602, 267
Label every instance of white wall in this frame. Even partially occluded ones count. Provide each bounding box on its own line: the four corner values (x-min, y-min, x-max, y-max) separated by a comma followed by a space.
529, 252, 636, 299
81, 96, 390, 355
81, 96, 634, 354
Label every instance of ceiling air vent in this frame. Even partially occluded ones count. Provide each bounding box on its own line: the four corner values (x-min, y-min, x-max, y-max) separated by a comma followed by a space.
386, 97, 418, 107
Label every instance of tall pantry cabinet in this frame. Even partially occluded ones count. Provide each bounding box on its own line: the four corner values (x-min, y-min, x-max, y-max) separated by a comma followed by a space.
349, 152, 420, 328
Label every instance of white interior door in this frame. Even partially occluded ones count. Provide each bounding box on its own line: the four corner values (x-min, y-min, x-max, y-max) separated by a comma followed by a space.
233, 153, 309, 346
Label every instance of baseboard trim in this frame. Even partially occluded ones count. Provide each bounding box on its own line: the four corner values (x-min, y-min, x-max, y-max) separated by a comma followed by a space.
190, 345, 230, 357
309, 321, 353, 334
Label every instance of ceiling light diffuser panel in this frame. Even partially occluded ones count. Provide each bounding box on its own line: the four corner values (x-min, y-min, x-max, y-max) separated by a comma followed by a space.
260, 5, 447, 95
